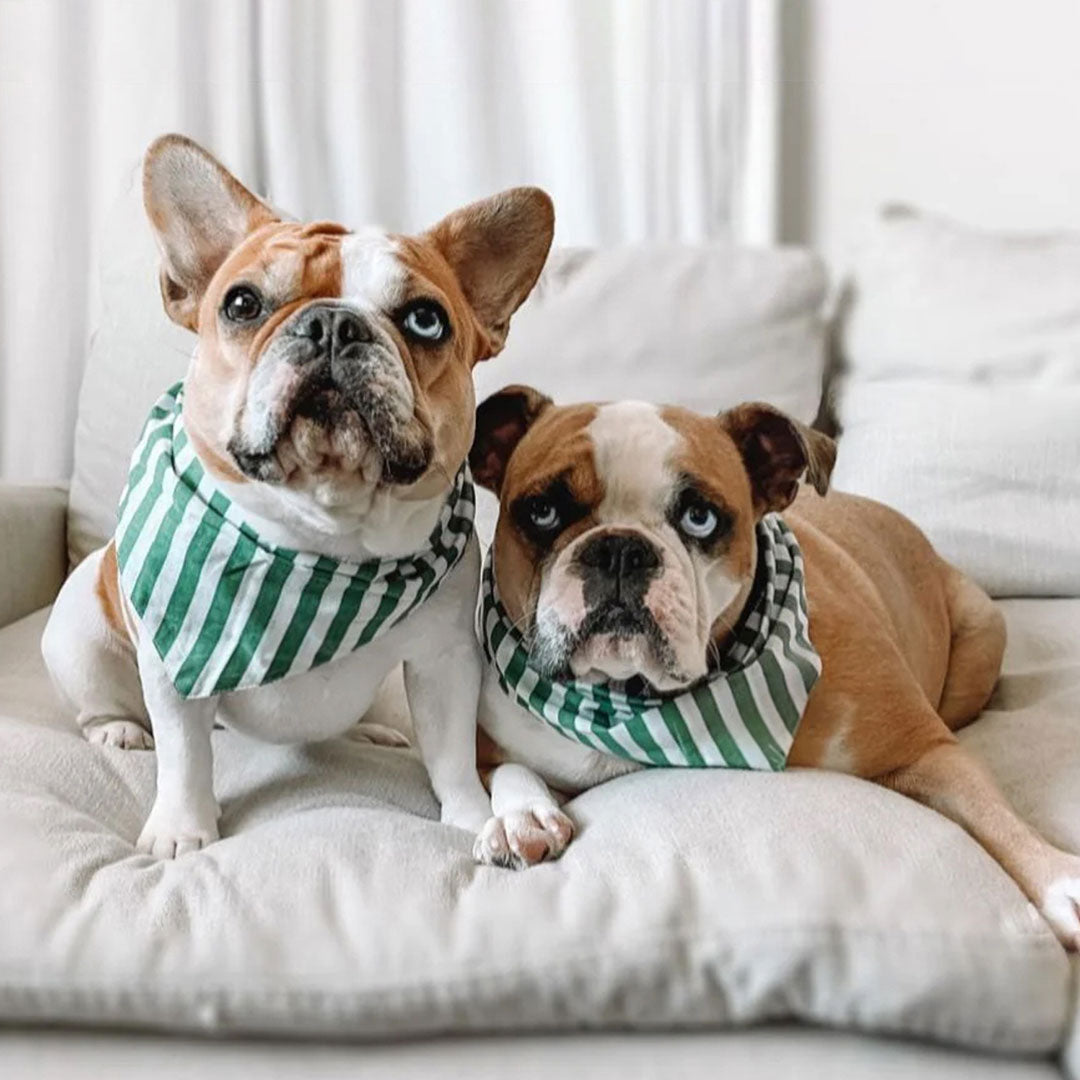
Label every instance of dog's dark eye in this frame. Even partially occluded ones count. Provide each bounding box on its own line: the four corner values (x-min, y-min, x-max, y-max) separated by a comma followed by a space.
512, 478, 587, 546
527, 497, 560, 532
399, 300, 449, 344
222, 286, 263, 323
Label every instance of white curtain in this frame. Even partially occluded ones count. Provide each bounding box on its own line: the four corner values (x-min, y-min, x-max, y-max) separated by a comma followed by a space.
0, 0, 771, 483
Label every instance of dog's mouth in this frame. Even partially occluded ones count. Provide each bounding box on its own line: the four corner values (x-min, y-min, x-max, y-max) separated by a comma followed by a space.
228, 369, 432, 488
292, 379, 354, 425
531, 600, 686, 690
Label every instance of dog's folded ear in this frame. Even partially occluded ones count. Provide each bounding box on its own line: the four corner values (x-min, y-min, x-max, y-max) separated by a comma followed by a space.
143, 134, 278, 331
426, 188, 555, 359
720, 402, 837, 515
470, 385, 553, 494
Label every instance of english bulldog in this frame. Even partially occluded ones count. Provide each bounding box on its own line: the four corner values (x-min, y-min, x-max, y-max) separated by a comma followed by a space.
42, 135, 554, 857
468, 386, 1080, 950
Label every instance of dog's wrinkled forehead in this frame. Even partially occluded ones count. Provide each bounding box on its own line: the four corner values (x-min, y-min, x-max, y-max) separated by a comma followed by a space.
503, 401, 748, 518
587, 402, 682, 519
339, 228, 408, 310
210, 222, 409, 315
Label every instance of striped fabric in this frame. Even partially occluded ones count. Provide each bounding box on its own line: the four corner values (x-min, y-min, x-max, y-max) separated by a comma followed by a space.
115, 383, 474, 699
480, 515, 821, 770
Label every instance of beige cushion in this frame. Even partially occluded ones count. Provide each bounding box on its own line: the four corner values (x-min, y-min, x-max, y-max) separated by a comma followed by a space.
0, 483, 67, 629
474, 244, 828, 417
0, 601, 1072, 1053
832, 206, 1080, 597
0, 1028, 1063, 1080
66, 174, 828, 564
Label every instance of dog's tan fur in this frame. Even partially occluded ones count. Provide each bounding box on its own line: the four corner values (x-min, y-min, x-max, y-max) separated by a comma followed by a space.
471, 390, 1080, 949
93, 541, 131, 644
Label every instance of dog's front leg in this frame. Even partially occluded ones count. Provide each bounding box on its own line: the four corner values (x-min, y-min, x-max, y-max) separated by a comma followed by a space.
881, 740, 1080, 949
404, 638, 491, 834
135, 646, 219, 858
473, 763, 574, 869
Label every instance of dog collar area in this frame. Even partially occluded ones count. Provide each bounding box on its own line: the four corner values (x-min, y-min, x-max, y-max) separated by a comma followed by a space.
479, 515, 821, 770
115, 382, 476, 698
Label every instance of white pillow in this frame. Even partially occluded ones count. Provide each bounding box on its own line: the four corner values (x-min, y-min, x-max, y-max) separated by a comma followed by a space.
67, 172, 829, 563
832, 382, 1080, 597
477, 244, 827, 418
842, 205, 1080, 383
832, 207, 1080, 597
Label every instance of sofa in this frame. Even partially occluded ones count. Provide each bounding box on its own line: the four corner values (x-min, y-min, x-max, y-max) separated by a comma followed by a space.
1, 195, 1079, 1079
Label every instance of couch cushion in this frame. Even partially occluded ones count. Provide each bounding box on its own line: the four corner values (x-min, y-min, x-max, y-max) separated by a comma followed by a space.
833, 381, 1080, 597
67, 172, 828, 564
832, 206, 1080, 597
0, 1028, 1063, 1080
0, 604, 1071, 1053
474, 244, 828, 417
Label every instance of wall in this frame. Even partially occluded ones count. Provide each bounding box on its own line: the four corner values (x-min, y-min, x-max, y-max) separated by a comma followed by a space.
779, 0, 1080, 260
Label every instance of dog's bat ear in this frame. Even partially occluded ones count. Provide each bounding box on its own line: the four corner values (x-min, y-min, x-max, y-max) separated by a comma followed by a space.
143, 134, 277, 332
719, 402, 837, 516
425, 187, 555, 359
470, 384, 553, 495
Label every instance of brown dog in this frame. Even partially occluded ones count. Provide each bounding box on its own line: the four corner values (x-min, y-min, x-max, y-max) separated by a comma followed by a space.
468, 387, 1080, 950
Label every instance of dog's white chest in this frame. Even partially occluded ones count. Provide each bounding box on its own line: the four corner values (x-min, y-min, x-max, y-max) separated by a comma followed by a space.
215, 651, 392, 742
479, 674, 641, 794
209, 546, 478, 742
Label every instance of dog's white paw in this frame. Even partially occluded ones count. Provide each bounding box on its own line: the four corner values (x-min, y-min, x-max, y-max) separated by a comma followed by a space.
347, 722, 411, 748
85, 718, 154, 750
137, 805, 220, 859
1038, 871, 1080, 951
473, 806, 575, 869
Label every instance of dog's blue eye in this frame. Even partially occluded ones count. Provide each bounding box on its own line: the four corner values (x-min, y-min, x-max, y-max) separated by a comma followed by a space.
679, 503, 718, 539
401, 302, 447, 343
528, 499, 560, 531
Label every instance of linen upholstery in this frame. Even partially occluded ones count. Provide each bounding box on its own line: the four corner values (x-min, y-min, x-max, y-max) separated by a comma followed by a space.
0, 1029, 1064, 1080
473, 244, 828, 420
0, 599, 1074, 1054
831, 206, 1080, 596
0, 483, 67, 629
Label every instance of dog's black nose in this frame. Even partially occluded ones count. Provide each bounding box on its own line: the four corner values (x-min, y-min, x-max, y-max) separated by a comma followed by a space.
577, 532, 660, 598
335, 311, 368, 348
296, 306, 373, 356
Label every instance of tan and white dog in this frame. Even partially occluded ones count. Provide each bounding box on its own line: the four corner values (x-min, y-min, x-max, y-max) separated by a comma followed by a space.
42, 135, 553, 857
468, 386, 1080, 949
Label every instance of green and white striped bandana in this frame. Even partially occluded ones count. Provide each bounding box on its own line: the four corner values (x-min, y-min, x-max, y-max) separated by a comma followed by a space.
115, 383, 475, 699
480, 515, 821, 770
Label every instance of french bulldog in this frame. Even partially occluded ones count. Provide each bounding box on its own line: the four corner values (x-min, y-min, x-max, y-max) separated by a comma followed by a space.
42, 135, 554, 857
467, 387, 1080, 950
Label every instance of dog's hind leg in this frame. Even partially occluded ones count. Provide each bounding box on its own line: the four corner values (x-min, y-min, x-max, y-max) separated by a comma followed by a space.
41, 544, 152, 749
937, 568, 1006, 731
880, 734, 1080, 949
